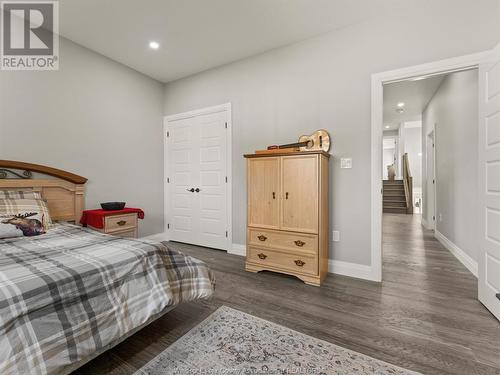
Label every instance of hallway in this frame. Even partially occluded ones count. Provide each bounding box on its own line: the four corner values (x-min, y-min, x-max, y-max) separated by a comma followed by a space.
77, 214, 500, 375
383, 213, 500, 372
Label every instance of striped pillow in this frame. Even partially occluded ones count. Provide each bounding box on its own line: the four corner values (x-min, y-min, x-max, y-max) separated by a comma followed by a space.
0, 190, 42, 199
0, 198, 52, 230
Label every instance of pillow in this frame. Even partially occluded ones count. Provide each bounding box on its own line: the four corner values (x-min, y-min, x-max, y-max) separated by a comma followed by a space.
0, 211, 46, 238
0, 190, 42, 199
0, 198, 52, 230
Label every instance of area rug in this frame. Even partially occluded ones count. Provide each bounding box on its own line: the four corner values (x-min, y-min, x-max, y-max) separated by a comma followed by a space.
135, 306, 419, 375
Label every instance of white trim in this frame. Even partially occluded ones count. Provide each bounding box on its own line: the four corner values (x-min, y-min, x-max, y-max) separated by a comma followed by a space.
371, 50, 490, 282
328, 260, 377, 281
140, 232, 170, 242
164, 103, 232, 251
228, 243, 246, 256
435, 230, 478, 277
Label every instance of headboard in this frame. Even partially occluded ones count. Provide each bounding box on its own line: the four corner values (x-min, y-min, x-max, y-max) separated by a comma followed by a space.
0, 160, 87, 223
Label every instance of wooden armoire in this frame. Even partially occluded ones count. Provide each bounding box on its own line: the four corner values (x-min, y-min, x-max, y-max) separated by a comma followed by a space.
244, 150, 329, 286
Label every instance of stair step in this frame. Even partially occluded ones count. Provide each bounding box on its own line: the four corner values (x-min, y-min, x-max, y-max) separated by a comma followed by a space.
384, 196, 406, 203
384, 201, 407, 208
383, 207, 408, 214
384, 186, 405, 191
383, 180, 404, 185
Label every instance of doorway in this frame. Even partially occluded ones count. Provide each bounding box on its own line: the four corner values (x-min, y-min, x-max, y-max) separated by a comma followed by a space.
371, 45, 500, 322
382, 135, 398, 180
164, 103, 232, 251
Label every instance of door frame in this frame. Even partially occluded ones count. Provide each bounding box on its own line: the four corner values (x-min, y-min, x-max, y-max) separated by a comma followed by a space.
163, 103, 232, 251
370, 50, 491, 282
425, 128, 437, 231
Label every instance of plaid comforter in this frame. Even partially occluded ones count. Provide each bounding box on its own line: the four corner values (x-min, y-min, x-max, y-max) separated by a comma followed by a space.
0, 224, 215, 375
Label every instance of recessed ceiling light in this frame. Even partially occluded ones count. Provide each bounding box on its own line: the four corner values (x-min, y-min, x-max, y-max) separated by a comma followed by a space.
418, 152, 423, 156
149, 41, 160, 50
397, 102, 405, 108
385, 125, 390, 129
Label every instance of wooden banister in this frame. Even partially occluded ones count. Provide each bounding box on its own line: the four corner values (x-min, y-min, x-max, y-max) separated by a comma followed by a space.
402, 153, 413, 214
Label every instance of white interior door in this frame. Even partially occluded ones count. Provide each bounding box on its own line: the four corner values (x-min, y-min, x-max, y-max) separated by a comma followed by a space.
426, 130, 436, 230
478, 44, 500, 321
166, 106, 230, 250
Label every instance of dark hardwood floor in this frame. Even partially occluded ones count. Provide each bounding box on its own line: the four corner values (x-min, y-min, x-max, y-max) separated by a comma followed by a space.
75, 214, 500, 375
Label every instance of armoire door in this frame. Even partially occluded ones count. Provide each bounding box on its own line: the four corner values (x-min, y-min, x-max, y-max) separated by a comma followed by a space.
247, 157, 280, 229
281, 155, 318, 233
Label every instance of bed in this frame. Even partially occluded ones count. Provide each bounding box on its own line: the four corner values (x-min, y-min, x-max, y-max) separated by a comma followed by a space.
0, 160, 215, 375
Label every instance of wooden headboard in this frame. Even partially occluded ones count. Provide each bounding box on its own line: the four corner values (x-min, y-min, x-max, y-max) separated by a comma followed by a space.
0, 160, 87, 223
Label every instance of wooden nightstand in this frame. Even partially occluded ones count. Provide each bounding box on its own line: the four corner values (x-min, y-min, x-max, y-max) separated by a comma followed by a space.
80, 208, 144, 238
95, 212, 138, 238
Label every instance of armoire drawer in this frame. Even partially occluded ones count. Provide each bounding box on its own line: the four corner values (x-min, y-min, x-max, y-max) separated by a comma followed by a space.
248, 228, 318, 253
247, 246, 318, 276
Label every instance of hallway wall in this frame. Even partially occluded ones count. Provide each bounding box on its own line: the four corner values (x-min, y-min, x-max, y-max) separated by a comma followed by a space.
422, 69, 479, 262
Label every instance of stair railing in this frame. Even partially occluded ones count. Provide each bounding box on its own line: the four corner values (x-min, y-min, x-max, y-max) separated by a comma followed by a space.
402, 153, 413, 214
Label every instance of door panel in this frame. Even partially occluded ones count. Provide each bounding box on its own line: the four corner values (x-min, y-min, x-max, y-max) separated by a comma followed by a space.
168, 109, 228, 250
478, 44, 500, 321
198, 111, 228, 249
169, 118, 199, 245
247, 157, 280, 229
281, 155, 318, 233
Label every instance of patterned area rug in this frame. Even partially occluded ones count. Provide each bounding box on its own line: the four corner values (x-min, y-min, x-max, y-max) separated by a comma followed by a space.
135, 306, 419, 375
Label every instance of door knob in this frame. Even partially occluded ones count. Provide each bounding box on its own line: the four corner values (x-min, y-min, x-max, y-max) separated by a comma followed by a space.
195, 188, 200, 193
186, 188, 195, 192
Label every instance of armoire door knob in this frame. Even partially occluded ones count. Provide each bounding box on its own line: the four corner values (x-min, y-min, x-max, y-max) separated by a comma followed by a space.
195, 188, 200, 192
186, 188, 195, 192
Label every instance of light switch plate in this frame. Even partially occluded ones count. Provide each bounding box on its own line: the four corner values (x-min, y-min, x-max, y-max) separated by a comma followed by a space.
332, 230, 340, 242
340, 158, 352, 169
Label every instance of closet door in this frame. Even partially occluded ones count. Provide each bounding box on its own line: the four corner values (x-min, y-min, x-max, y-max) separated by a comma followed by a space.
167, 108, 229, 250
281, 155, 318, 233
247, 157, 280, 229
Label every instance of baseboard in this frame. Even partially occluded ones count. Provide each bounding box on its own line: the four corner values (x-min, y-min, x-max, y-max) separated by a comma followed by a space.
140, 232, 170, 241
328, 260, 377, 281
434, 230, 478, 277
228, 243, 246, 256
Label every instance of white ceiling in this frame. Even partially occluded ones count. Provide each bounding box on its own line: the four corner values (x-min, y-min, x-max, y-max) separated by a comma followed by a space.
59, 0, 406, 83
383, 75, 446, 130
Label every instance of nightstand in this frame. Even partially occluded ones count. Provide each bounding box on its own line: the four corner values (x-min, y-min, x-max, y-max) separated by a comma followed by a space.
80, 208, 144, 238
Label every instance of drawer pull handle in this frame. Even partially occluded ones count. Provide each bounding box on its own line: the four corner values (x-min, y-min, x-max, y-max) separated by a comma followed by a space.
272, 192, 276, 199
294, 259, 305, 267
257, 235, 267, 241
258, 253, 267, 260
294, 240, 305, 247
285, 192, 289, 200
117, 220, 127, 226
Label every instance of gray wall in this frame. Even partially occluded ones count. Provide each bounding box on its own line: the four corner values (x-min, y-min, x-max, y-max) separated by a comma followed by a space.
164, 1, 499, 266
422, 70, 479, 261
0, 38, 164, 236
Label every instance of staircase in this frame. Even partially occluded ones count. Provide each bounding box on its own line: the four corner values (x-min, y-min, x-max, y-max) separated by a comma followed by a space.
383, 153, 414, 214
383, 180, 407, 213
